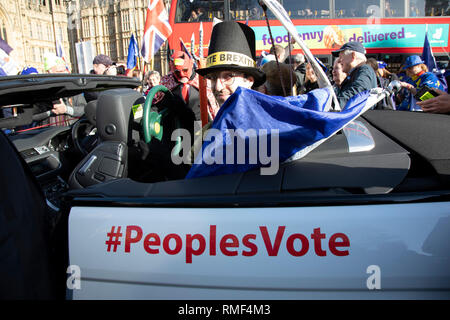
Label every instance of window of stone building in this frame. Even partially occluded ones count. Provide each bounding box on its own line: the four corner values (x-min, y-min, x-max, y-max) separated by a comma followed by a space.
39, 47, 45, 62
89, 18, 95, 38
37, 23, 43, 40
56, 24, 62, 42
0, 17, 7, 42
47, 24, 52, 41
82, 18, 90, 37
122, 11, 130, 32
33, 47, 39, 62
110, 41, 117, 60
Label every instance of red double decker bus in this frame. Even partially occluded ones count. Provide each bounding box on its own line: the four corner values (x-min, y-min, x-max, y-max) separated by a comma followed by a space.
168, 0, 450, 71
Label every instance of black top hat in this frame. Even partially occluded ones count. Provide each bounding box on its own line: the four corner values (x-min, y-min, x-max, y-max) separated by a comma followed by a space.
196, 21, 266, 87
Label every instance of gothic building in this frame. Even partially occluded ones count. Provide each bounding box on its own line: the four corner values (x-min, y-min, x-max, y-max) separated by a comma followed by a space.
0, 0, 71, 73
0, 0, 170, 75
67, 0, 171, 75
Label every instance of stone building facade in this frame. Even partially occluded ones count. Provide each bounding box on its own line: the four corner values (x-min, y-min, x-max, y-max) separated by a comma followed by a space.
0, 0, 71, 73
0, 0, 170, 75
67, 0, 171, 75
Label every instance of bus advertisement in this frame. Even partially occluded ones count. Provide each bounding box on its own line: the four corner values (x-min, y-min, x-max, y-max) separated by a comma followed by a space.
168, 0, 450, 70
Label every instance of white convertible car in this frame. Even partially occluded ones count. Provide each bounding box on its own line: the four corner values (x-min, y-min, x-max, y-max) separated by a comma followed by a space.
0, 74, 449, 300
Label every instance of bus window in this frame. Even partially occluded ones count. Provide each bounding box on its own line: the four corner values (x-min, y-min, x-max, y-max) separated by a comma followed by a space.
335, 0, 380, 18
175, 0, 225, 23
282, 0, 330, 19
411, 0, 425, 16
424, 0, 450, 16
229, 0, 269, 21
384, 0, 405, 17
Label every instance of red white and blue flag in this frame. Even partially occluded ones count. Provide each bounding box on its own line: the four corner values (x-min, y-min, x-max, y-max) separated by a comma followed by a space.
141, 0, 172, 63
56, 38, 65, 59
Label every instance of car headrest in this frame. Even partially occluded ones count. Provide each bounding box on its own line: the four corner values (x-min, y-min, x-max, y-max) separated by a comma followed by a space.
84, 100, 97, 125
96, 88, 145, 143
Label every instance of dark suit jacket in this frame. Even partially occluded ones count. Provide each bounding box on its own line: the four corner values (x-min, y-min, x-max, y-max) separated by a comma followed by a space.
336, 64, 377, 108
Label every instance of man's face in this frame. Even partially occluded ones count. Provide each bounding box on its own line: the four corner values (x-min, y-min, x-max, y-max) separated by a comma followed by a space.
332, 60, 346, 85
48, 65, 69, 74
93, 63, 107, 75
206, 70, 254, 106
336, 51, 354, 74
305, 63, 317, 82
406, 65, 422, 77
148, 74, 160, 87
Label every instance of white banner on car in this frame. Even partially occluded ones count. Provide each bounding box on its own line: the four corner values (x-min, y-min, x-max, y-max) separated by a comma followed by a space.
68, 202, 450, 299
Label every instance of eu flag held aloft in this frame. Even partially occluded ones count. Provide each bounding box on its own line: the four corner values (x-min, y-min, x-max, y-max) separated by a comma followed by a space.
186, 87, 375, 179
422, 33, 448, 91
127, 34, 139, 71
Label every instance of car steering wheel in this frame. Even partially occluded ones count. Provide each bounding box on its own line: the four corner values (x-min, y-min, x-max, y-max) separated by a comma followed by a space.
142, 85, 183, 157
71, 117, 98, 156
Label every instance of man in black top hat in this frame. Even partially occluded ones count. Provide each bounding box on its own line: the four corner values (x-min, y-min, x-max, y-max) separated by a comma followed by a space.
196, 21, 266, 107
332, 41, 377, 108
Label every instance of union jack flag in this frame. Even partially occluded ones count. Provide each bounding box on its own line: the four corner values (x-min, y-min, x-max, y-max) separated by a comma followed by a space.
141, 0, 172, 63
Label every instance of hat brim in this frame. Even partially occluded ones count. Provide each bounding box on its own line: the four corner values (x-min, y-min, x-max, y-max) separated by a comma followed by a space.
197, 65, 266, 88
332, 49, 344, 57
402, 62, 423, 69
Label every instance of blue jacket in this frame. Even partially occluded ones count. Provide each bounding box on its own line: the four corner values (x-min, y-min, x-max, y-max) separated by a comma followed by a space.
398, 71, 444, 111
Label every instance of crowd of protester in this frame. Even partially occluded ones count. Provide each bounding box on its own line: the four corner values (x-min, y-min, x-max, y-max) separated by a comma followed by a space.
2, 23, 450, 137
254, 40, 450, 114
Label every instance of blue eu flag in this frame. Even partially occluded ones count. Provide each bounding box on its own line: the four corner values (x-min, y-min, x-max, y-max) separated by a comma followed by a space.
126, 34, 139, 71
186, 87, 373, 179
422, 33, 448, 91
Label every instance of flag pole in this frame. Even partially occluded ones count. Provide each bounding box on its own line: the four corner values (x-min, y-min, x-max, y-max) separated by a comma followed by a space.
133, 0, 144, 76
141, 61, 147, 93
197, 23, 208, 126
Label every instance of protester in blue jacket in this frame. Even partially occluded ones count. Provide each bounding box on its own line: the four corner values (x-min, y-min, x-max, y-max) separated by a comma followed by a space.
398, 55, 445, 111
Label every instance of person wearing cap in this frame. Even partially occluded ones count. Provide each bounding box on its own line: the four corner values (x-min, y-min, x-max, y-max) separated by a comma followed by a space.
92, 54, 113, 75
20, 66, 39, 75
196, 21, 266, 107
44, 53, 68, 74
84, 54, 116, 102
332, 41, 377, 108
43, 53, 87, 123
376, 60, 398, 83
397, 55, 445, 111
153, 50, 219, 121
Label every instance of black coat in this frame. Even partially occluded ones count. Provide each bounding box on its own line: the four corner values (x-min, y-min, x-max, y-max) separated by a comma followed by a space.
335, 64, 377, 108
294, 63, 306, 90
